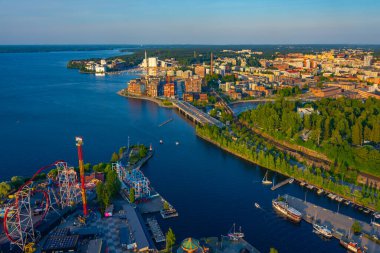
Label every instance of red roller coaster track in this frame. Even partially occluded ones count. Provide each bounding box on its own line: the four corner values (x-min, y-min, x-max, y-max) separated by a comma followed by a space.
2, 160, 64, 248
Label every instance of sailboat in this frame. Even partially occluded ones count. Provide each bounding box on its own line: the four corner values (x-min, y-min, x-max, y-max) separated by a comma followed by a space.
227, 223, 244, 241
262, 170, 272, 185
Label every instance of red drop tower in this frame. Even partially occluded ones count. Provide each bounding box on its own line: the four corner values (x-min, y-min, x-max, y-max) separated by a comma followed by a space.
75, 136, 88, 216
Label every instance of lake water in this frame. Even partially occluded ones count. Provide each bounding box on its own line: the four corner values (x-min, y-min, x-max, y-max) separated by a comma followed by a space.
0, 48, 376, 253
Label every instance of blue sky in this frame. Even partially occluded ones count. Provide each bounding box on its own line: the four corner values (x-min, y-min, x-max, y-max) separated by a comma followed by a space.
0, 0, 379, 44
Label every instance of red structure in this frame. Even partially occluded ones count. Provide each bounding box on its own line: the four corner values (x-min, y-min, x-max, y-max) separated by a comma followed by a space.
3, 161, 64, 251
75, 137, 88, 216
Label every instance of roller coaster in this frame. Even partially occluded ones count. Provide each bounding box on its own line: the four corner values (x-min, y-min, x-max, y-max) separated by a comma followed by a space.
2, 161, 81, 252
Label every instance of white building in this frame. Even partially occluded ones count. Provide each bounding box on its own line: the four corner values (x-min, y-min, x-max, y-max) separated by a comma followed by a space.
95, 64, 106, 73
364, 55, 373, 67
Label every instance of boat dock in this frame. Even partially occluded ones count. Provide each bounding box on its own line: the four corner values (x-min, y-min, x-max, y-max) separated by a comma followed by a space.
284, 194, 380, 252
158, 118, 173, 127
146, 217, 166, 243
271, 178, 292, 191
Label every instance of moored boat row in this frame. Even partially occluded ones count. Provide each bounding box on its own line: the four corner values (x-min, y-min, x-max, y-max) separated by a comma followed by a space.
297, 180, 376, 217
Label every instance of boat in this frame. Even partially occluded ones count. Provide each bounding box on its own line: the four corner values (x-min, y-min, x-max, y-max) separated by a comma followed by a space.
344, 200, 351, 206
175, 141, 179, 145
159, 140, 163, 144
371, 221, 380, 227
373, 212, 380, 219
339, 238, 363, 253
335, 196, 344, 203
327, 193, 336, 200
306, 184, 314, 190
262, 170, 272, 185
254, 203, 260, 209
289, 178, 294, 184
363, 208, 370, 214
317, 189, 324, 195
95, 72, 105, 76
272, 199, 302, 223
227, 223, 244, 241
313, 223, 333, 239
160, 208, 178, 219
300, 181, 306, 187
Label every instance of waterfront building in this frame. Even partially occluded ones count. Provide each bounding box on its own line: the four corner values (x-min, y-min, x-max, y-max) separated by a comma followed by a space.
164, 83, 176, 98
146, 78, 160, 97
176, 79, 185, 100
185, 77, 202, 93
128, 79, 146, 96
95, 64, 106, 73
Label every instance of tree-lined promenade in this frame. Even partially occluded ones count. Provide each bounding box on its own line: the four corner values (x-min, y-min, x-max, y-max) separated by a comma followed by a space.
196, 97, 380, 211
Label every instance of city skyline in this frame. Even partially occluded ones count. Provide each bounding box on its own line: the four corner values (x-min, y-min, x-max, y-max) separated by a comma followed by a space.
1, 0, 380, 45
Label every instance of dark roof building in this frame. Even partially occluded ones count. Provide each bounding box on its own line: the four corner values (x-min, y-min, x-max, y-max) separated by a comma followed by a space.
42, 235, 79, 253
123, 204, 155, 252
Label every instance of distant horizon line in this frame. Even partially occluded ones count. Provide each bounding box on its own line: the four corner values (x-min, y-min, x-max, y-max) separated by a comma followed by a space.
1, 43, 380, 46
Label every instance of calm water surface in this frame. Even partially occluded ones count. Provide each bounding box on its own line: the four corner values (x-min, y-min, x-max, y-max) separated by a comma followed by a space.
0, 49, 375, 253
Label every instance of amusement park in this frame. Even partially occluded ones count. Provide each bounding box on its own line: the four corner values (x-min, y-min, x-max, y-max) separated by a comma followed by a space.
0, 137, 93, 252
0, 136, 260, 253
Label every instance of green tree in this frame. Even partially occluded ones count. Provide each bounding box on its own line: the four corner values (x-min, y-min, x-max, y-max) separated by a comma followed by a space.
84, 163, 91, 172
105, 170, 120, 197
48, 169, 58, 178
269, 248, 279, 253
352, 123, 362, 146
163, 201, 170, 210
119, 146, 127, 158
165, 228, 176, 253
110, 152, 119, 162
11, 176, 25, 189
96, 182, 110, 214
129, 188, 135, 203
0, 182, 11, 199
351, 221, 362, 234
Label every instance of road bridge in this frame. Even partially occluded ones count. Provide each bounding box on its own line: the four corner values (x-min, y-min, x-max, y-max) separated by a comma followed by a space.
172, 100, 224, 128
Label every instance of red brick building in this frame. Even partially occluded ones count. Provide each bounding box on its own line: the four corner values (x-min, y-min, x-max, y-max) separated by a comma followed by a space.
164, 83, 175, 98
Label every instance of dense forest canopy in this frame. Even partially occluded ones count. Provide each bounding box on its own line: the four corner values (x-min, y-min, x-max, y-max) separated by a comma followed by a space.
239, 98, 380, 177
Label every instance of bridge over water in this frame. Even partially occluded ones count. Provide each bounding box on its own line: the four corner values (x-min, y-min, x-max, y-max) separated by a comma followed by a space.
172, 100, 224, 128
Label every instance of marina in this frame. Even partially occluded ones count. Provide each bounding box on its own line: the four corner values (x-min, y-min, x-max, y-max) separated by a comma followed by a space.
284, 194, 380, 252
146, 217, 166, 243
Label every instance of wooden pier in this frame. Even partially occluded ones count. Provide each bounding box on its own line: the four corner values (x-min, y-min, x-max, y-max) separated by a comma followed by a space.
158, 118, 173, 127
271, 178, 292, 191
284, 194, 380, 252
147, 217, 166, 243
